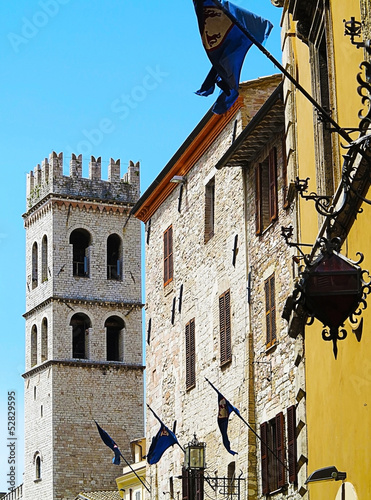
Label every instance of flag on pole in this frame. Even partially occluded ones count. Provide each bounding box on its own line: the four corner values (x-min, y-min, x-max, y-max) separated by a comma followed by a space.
95, 421, 121, 465
206, 378, 239, 455
147, 405, 181, 465
193, 0, 273, 114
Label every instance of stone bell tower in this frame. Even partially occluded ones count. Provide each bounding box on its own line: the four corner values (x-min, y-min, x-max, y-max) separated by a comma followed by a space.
22, 152, 144, 500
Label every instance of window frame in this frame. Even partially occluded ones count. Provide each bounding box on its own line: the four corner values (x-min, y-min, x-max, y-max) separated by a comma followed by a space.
255, 147, 278, 235
185, 318, 196, 390
260, 412, 286, 495
163, 225, 173, 286
204, 177, 215, 243
219, 289, 232, 366
265, 274, 276, 349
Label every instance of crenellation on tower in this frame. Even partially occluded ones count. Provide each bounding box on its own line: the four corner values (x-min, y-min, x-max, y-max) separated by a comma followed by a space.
26, 152, 141, 212
70, 153, 82, 178
41, 158, 49, 184
89, 155, 101, 180
108, 157, 120, 183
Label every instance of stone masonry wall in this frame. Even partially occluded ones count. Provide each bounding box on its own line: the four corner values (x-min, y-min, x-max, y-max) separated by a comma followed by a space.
144, 76, 282, 500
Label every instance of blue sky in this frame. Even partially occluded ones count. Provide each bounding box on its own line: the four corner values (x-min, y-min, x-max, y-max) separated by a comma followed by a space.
0, 0, 283, 491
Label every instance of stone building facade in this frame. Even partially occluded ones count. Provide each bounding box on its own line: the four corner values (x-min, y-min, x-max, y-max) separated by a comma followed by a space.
134, 75, 306, 499
22, 153, 144, 500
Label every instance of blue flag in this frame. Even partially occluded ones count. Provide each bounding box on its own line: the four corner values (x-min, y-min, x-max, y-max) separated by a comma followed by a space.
193, 0, 273, 114
95, 421, 121, 465
147, 423, 179, 465
206, 378, 239, 455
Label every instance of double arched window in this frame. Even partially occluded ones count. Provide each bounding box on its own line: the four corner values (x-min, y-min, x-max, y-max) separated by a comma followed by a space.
41, 235, 48, 282
32, 242, 38, 289
107, 234, 122, 280
70, 313, 91, 359
69, 229, 91, 277
31, 325, 38, 367
105, 316, 125, 361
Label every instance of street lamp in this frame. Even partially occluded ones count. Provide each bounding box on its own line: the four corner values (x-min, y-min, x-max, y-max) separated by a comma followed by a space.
184, 435, 206, 470
183, 435, 206, 500
306, 466, 347, 483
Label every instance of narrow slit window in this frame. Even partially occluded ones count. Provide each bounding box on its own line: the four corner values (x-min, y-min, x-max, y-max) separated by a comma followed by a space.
31, 325, 38, 367
219, 290, 232, 366
41, 317, 48, 362
32, 242, 38, 289
41, 235, 48, 282
185, 318, 195, 390
164, 225, 173, 286
204, 177, 215, 243
265, 274, 276, 348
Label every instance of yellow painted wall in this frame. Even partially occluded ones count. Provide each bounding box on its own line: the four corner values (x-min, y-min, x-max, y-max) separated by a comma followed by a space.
287, 1, 371, 498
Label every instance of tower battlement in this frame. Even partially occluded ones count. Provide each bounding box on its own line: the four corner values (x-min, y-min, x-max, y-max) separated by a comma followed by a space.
26, 152, 140, 211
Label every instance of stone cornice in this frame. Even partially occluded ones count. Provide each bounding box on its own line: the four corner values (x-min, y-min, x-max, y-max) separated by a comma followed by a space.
22, 359, 145, 379
23, 194, 134, 227
24, 296, 144, 319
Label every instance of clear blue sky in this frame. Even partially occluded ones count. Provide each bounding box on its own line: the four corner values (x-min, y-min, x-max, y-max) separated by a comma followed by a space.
0, 0, 283, 491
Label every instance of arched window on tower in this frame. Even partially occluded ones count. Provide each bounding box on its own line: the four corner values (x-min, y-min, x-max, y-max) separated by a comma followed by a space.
69, 229, 91, 277
32, 242, 38, 289
105, 316, 125, 362
41, 318, 48, 362
70, 313, 91, 359
41, 235, 48, 283
107, 234, 122, 280
34, 453, 42, 480
31, 325, 38, 367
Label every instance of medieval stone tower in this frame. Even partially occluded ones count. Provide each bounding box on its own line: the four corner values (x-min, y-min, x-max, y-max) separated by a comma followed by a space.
22, 152, 144, 500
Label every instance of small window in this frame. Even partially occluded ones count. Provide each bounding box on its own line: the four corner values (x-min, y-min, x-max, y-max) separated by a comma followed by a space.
265, 274, 276, 348
163, 225, 173, 286
31, 325, 38, 367
105, 316, 125, 362
41, 318, 48, 362
32, 242, 38, 289
256, 148, 278, 235
219, 290, 231, 366
70, 313, 91, 359
227, 461, 236, 496
261, 412, 286, 494
41, 235, 48, 282
185, 318, 195, 390
35, 455, 41, 480
204, 177, 215, 243
107, 234, 122, 280
69, 229, 91, 277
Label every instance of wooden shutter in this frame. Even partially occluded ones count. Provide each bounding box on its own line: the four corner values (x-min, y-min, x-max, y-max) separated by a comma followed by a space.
265, 274, 276, 348
287, 405, 297, 483
255, 164, 262, 235
268, 147, 278, 221
275, 412, 286, 488
219, 290, 231, 365
260, 422, 269, 495
164, 225, 173, 285
185, 319, 195, 389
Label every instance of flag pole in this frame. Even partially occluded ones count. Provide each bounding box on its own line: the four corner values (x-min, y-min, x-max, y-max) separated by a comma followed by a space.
147, 404, 185, 453
209, 0, 352, 144
118, 451, 152, 494
205, 378, 289, 472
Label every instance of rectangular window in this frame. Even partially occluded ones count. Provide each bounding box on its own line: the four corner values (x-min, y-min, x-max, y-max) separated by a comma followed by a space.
265, 274, 276, 348
204, 177, 215, 243
256, 147, 278, 235
164, 225, 173, 286
219, 290, 231, 366
185, 318, 195, 390
261, 412, 286, 494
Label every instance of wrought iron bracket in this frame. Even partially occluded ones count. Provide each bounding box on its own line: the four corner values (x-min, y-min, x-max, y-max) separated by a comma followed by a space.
344, 17, 371, 54
281, 225, 314, 265
204, 471, 245, 498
